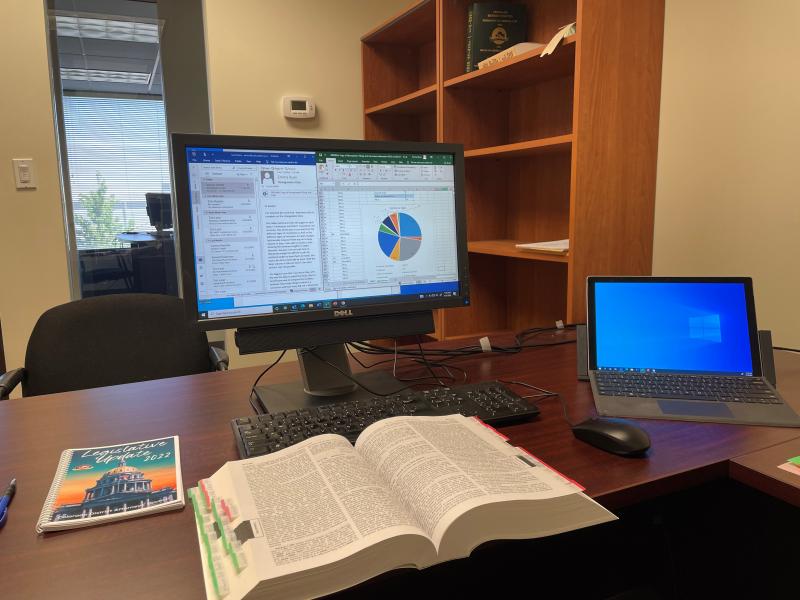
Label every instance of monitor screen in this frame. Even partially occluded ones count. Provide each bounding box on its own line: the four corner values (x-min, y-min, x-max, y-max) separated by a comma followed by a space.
588, 278, 759, 376
172, 135, 469, 331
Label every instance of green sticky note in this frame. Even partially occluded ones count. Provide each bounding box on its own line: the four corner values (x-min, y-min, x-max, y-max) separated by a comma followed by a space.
788, 456, 800, 466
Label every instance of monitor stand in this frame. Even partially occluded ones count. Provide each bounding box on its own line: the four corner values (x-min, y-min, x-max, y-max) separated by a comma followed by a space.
252, 343, 404, 414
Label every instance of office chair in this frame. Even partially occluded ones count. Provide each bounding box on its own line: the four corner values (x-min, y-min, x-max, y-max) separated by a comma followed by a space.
0, 294, 228, 399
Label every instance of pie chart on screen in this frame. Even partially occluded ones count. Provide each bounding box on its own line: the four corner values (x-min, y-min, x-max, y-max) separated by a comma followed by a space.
378, 212, 422, 261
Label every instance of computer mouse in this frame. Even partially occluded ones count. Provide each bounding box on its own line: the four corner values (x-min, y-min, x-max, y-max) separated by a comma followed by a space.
571, 417, 651, 457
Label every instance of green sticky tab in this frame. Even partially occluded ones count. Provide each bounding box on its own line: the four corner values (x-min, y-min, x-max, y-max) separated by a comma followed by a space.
788, 456, 800, 466
206, 545, 220, 598
189, 489, 202, 519
212, 500, 233, 556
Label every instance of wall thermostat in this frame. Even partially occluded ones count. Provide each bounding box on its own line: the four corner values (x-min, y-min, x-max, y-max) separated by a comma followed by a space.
282, 96, 315, 119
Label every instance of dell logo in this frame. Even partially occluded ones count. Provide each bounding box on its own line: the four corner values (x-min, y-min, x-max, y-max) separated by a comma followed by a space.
333, 309, 353, 317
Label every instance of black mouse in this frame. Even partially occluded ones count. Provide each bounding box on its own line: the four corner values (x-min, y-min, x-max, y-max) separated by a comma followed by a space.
571, 417, 651, 457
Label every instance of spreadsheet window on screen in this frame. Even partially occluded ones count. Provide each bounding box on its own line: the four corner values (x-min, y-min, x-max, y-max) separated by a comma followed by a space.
185, 147, 460, 320
594, 282, 754, 375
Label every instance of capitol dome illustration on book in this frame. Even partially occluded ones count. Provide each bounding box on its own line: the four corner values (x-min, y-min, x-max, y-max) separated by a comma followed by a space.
52, 457, 177, 521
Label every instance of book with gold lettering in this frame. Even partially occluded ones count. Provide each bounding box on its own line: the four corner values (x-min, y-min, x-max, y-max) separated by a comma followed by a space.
36, 435, 183, 533
189, 415, 614, 599
465, 2, 527, 72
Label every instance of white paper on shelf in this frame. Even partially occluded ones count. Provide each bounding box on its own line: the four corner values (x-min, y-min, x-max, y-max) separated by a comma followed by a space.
540, 22, 576, 56
514, 239, 569, 253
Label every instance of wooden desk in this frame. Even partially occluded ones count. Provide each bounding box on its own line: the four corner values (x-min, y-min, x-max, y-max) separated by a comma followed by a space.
728, 351, 800, 507
1, 339, 798, 599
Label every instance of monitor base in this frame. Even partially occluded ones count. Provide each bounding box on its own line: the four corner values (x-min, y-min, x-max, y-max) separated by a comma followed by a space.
253, 370, 404, 414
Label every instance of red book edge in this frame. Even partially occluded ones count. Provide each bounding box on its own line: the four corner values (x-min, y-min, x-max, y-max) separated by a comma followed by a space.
471, 416, 509, 441
518, 447, 586, 492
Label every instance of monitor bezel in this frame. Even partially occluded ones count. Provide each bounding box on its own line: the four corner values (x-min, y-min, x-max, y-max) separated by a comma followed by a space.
171, 133, 470, 332
586, 276, 761, 376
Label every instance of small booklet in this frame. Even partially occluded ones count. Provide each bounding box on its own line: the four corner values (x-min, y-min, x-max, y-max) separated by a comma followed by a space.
515, 239, 570, 254
36, 436, 183, 533
189, 415, 615, 600
477, 41, 545, 69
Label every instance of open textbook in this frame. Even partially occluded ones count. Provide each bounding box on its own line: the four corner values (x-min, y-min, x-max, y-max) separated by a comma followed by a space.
188, 415, 615, 599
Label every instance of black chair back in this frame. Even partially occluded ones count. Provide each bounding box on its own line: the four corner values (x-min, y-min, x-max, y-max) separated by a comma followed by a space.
23, 294, 212, 396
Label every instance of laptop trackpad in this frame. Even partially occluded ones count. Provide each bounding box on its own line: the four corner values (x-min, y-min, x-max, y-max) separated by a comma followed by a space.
657, 400, 734, 418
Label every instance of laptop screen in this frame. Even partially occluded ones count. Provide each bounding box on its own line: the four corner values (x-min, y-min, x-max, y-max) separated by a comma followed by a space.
588, 278, 760, 376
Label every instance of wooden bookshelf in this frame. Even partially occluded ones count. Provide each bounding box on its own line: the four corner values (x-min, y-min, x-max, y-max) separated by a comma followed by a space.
362, 0, 665, 339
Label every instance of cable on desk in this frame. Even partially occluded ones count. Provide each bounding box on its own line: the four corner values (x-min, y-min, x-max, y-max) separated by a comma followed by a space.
349, 325, 577, 361
301, 346, 447, 397
345, 341, 467, 386
496, 379, 558, 401
774, 346, 800, 354
248, 349, 287, 413
417, 335, 447, 387
249, 325, 576, 412
496, 379, 577, 426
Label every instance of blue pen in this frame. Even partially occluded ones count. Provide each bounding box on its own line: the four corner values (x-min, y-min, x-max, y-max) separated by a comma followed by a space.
0, 478, 16, 528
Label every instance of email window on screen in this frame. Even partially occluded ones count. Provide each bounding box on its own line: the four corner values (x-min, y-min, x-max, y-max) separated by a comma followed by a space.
594, 282, 753, 375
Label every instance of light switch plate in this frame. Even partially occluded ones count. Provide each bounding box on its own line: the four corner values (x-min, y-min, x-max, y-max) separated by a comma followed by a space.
13, 158, 36, 189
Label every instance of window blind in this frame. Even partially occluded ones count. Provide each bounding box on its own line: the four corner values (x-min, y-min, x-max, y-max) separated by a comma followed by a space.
62, 96, 171, 249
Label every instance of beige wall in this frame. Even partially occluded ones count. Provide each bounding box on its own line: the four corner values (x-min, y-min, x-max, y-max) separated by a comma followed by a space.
0, 1, 72, 373
203, 0, 410, 367
654, 0, 800, 347
203, 0, 410, 139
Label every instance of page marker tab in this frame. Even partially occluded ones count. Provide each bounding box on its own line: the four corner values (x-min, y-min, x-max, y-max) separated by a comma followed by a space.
479, 336, 492, 352
518, 447, 585, 491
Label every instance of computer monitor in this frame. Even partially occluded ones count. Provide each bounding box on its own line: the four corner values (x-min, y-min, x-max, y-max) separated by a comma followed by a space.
171, 134, 469, 412
145, 193, 173, 231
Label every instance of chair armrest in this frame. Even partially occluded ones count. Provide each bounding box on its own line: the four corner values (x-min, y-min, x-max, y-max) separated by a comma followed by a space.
209, 346, 229, 371
0, 368, 25, 399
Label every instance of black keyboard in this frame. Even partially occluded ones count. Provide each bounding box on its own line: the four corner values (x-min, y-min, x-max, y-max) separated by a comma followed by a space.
232, 382, 539, 458
594, 372, 782, 404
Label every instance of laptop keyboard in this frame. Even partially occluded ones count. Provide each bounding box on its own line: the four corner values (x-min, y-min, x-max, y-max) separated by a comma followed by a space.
595, 372, 783, 404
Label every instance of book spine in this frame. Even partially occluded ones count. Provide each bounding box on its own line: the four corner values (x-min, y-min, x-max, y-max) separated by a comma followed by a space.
465, 4, 475, 73
35, 449, 72, 533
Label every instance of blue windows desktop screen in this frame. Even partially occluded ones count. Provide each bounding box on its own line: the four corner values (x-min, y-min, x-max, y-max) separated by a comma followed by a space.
593, 282, 754, 375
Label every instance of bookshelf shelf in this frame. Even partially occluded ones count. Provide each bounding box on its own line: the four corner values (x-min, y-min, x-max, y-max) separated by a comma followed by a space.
444, 42, 575, 91
363, 0, 664, 339
464, 135, 572, 159
365, 84, 436, 116
361, 0, 435, 45
468, 240, 569, 263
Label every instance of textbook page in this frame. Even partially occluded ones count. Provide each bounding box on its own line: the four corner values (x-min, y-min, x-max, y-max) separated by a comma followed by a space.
355, 415, 589, 549
219, 434, 435, 583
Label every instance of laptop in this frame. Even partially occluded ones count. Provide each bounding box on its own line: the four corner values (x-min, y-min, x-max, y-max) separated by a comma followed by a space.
586, 276, 800, 427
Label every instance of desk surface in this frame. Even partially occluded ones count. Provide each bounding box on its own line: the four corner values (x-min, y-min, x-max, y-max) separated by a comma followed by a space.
1, 339, 798, 599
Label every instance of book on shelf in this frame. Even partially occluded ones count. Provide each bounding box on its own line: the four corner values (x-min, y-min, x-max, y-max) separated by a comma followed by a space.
36, 436, 183, 533
465, 2, 527, 73
188, 414, 615, 600
477, 41, 545, 70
